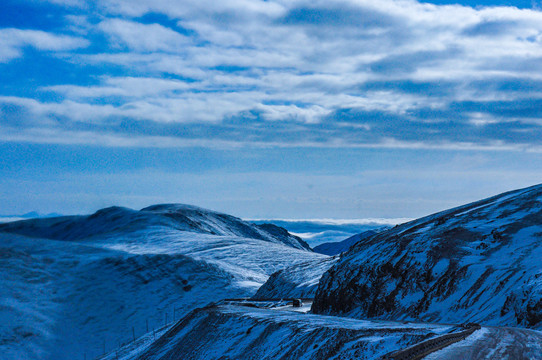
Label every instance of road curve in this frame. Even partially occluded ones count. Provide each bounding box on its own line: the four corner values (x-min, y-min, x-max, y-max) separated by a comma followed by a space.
424, 326, 542, 360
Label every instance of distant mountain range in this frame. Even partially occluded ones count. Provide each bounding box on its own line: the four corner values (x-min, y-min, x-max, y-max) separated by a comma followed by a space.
313, 229, 383, 255
250, 218, 401, 247
2, 213, 403, 247
0, 211, 63, 223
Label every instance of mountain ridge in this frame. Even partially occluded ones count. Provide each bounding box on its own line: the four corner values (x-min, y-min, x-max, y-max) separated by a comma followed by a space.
0, 203, 310, 251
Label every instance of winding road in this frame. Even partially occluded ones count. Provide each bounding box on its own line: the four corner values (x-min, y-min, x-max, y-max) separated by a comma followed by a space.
424, 326, 542, 360
219, 299, 542, 360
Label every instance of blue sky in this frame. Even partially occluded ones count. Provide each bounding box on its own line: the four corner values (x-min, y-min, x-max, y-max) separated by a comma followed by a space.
1, 0, 542, 219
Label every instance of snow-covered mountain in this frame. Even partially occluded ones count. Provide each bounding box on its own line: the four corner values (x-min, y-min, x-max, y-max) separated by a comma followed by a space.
0, 204, 323, 360
313, 184, 542, 329
313, 229, 381, 255
0, 204, 310, 250
253, 257, 339, 299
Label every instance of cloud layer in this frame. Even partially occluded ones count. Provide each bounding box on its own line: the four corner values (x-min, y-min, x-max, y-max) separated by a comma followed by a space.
2, 0, 542, 150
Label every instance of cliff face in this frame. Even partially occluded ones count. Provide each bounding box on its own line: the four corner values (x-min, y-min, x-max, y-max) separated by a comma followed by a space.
312, 184, 542, 329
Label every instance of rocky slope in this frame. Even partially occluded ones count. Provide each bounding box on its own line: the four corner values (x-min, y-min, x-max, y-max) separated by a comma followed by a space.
313, 184, 542, 329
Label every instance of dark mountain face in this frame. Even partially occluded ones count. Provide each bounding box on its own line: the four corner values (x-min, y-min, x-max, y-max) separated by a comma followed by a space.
0, 204, 310, 251
313, 230, 380, 255
312, 184, 542, 329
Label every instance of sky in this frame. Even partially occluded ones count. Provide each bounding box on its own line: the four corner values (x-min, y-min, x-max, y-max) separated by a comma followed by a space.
1, 0, 542, 219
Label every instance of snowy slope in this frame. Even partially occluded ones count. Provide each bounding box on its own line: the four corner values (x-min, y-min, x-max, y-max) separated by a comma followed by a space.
253, 257, 338, 299
313, 229, 381, 255
424, 326, 542, 360
0, 233, 250, 360
313, 184, 542, 329
0, 204, 323, 360
0, 204, 310, 250
101, 304, 457, 360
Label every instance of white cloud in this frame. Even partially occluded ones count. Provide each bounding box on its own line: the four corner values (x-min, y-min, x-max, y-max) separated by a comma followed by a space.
256, 104, 331, 123
0, 28, 89, 62
45, 76, 191, 98
245, 217, 413, 225
98, 19, 190, 52
46, 0, 88, 8
4, 0, 542, 149
97, 0, 284, 19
